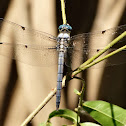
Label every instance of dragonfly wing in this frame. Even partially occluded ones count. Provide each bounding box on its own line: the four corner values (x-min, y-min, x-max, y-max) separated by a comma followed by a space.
66, 25, 126, 69
0, 18, 57, 43
65, 38, 88, 69
0, 18, 58, 67
70, 24, 126, 49
0, 42, 58, 67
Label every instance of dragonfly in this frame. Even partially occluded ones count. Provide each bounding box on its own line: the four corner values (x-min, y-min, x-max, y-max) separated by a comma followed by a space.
0, 18, 126, 110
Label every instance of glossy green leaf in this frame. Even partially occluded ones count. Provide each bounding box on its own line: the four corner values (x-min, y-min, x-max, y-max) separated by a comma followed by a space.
39, 121, 52, 126
83, 100, 126, 126
74, 89, 81, 95
80, 122, 101, 126
48, 109, 80, 123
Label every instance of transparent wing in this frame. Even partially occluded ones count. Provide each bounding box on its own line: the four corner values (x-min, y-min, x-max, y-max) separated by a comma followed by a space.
66, 25, 126, 68
1, 18, 126, 68
0, 18, 58, 66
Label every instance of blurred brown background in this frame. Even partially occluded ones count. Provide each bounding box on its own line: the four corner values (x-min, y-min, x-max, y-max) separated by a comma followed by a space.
0, 0, 126, 126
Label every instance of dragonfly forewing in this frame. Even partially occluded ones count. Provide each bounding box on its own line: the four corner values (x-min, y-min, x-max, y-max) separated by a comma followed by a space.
66, 24, 126, 69
0, 18, 58, 66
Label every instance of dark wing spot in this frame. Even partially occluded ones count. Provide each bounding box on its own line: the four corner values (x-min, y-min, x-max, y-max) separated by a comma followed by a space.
21, 26, 25, 30
0, 42, 3, 44
97, 49, 100, 52
102, 30, 106, 34
25, 45, 28, 48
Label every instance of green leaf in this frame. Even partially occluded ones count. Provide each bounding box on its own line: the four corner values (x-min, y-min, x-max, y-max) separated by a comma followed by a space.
83, 100, 126, 126
80, 122, 101, 126
48, 109, 80, 123
39, 122, 52, 126
74, 89, 81, 95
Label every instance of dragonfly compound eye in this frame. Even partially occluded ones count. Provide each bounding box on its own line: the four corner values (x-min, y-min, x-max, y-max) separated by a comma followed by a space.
58, 24, 72, 32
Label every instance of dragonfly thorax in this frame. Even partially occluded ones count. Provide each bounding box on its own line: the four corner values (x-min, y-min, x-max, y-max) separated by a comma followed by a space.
57, 32, 70, 40
57, 32, 70, 52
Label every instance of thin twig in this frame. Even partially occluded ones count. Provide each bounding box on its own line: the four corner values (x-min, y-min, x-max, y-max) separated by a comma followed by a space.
20, 76, 66, 126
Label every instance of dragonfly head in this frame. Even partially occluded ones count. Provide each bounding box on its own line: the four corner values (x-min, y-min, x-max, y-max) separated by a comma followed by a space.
58, 24, 72, 33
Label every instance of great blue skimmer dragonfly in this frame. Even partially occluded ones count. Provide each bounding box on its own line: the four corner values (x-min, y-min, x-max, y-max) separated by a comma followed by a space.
0, 18, 126, 110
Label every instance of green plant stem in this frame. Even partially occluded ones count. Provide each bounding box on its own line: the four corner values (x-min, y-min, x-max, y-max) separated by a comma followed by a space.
20, 76, 66, 126
84, 44, 126, 69
77, 78, 85, 107
72, 31, 126, 76
72, 77, 85, 106
60, 0, 67, 24
72, 77, 85, 125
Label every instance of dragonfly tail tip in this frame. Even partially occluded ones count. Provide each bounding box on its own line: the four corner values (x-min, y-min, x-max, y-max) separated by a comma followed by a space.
56, 105, 59, 111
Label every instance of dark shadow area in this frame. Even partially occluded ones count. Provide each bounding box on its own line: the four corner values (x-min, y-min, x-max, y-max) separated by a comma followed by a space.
56, 0, 98, 35
119, 6, 126, 25
0, 0, 11, 17
98, 64, 126, 109
0, 60, 18, 126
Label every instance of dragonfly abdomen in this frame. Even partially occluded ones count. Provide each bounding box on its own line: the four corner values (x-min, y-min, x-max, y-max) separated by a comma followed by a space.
56, 51, 65, 110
